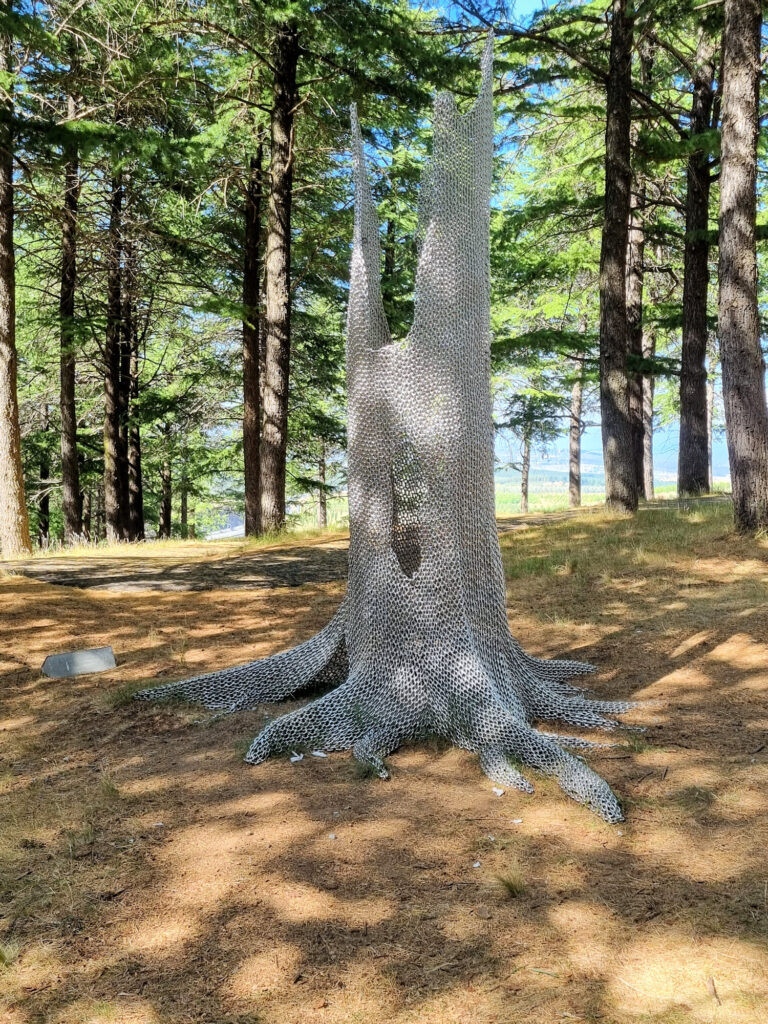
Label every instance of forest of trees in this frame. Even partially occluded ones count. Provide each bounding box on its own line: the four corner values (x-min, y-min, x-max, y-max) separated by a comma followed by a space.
0, 0, 766, 557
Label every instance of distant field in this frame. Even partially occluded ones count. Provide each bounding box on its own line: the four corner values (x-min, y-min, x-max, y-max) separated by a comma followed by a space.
290, 475, 702, 527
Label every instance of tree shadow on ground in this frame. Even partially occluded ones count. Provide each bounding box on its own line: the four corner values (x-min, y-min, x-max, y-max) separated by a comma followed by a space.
1, 500, 767, 1024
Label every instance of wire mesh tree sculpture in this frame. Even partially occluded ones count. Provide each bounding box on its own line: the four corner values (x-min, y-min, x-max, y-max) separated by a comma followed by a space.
137, 36, 633, 822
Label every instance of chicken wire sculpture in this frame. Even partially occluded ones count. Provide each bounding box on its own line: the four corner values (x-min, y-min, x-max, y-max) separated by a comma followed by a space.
137, 35, 634, 823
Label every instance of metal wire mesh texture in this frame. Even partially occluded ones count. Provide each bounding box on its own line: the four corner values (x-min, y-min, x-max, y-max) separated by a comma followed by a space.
136, 34, 636, 823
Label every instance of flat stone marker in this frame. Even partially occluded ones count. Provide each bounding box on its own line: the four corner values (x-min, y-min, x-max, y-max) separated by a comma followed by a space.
41, 646, 116, 678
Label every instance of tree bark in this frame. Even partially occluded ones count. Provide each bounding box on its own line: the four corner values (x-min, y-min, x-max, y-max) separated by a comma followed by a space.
60, 91, 81, 542
0, 19, 32, 557
626, 183, 645, 495
127, 304, 144, 541
260, 24, 299, 532
641, 322, 655, 500
599, 0, 637, 512
718, 0, 768, 531
520, 430, 531, 514
94, 485, 104, 541
103, 172, 126, 542
82, 487, 92, 540
38, 406, 50, 547
706, 373, 715, 490
119, 228, 132, 537
121, 235, 143, 541
678, 35, 715, 496
159, 458, 172, 538
180, 468, 188, 539
317, 445, 327, 527
243, 145, 263, 536
569, 372, 583, 508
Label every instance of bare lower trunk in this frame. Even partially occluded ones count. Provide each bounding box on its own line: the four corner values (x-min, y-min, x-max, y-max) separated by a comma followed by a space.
317, 447, 327, 527
94, 486, 104, 541
243, 145, 263, 536
678, 36, 715, 496
159, 459, 172, 538
127, 322, 144, 540
82, 488, 92, 540
626, 181, 645, 495
569, 374, 583, 507
0, 23, 32, 557
180, 473, 188, 539
520, 431, 531, 514
104, 172, 126, 542
599, 0, 637, 512
627, 47, 651, 497
718, 0, 768, 531
260, 25, 299, 532
60, 91, 81, 542
642, 324, 655, 499
38, 410, 50, 546
707, 374, 715, 490
139, 41, 633, 825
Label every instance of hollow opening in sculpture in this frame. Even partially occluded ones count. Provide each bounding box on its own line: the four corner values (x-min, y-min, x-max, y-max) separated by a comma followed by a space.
390, 440, 425, 578
135, 34, 638, 823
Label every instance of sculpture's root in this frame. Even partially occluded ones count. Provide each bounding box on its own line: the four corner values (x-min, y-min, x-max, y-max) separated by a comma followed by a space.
134, 607, 634, 823
524, 655, 595, 684
482, 724, 624, 823
479, 746, 534, 793
537, 731, 618, 751
523, 689, 635, 731
244, 672, 388, 764
134, 609, 347, 711
234, 666, 628, 823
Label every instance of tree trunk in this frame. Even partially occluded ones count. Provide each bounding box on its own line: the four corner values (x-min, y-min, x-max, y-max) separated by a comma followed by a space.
119, 229, 133, 537
180, 470, 188, 539
121, 236, 143, 541
569, 373, 583, 508
94, 485, 104, 542
139, 41, 632, 825
520, 430, 531, 514
598, 0, 637, 512
718, 0, 768, 531
60, 91, 81, 543
38, 406, 50, 547
159, 458, 172, 538
626, 182, 645, 495
317, 446, 327, 527
0, 21, 32, 557
260, 24, 299, 532
382, 216, 396, 328
707, 373, 715, 490
678, 35, 715, 496
243, 145, 263, 536
641, 323, 655, 500
127, 316, 144, 540
103, 172, 126, 542
82, 488, 92, 541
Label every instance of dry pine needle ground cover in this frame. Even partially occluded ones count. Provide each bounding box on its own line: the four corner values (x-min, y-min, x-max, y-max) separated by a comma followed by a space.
1, 500, 767, 1024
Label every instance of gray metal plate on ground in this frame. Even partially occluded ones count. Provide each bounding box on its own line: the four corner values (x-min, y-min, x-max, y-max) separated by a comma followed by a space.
41, 646, 116, 678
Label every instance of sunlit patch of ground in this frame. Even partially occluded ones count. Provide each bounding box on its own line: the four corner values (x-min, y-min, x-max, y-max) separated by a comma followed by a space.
2, 500, 767, 1023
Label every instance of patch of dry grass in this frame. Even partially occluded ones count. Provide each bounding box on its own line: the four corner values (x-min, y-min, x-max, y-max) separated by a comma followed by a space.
1, 500, 768, 1024
18, 525, 349, 562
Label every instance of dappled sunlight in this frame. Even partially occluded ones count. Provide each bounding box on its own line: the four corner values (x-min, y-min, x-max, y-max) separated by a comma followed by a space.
3, 503, 768, 1023
606, 932, 768, 1021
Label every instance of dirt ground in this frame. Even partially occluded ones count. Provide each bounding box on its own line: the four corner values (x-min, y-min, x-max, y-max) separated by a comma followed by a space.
1, 502, 767, 1024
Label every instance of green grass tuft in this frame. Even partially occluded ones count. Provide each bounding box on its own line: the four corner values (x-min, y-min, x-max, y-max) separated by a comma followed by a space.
0, 941, 20, 968
496, 869, 527, 898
